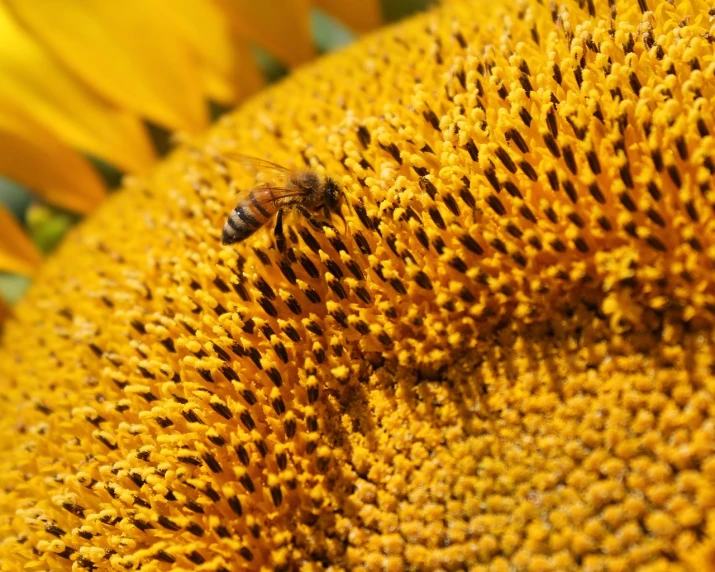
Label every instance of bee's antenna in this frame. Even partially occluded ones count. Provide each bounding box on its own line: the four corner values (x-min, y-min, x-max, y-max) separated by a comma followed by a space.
337, 209, 348, 233
345, 192, 354, 213
340, 191, 353, 233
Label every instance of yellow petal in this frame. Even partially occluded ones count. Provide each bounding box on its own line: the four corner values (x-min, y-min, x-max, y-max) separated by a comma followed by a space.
167, 0, 264, 103
0, 101, 106, 214
0, 6, 155, 173
315, 0, 382, 33
217, 0, 315, 67
6, 0, 208, 133
0, 296, 10, 324
0, 4, 193, 166
200, 46, 264, 104
0, 205, 41, 276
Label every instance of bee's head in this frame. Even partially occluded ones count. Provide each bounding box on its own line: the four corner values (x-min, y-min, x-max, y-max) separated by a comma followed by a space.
324, 178, 342, 211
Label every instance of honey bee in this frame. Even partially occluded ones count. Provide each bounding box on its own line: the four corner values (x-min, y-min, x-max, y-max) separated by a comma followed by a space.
221, 155, 346, 253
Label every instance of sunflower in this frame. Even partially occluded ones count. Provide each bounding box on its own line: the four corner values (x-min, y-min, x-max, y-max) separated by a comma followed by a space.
2, 0, 715, 570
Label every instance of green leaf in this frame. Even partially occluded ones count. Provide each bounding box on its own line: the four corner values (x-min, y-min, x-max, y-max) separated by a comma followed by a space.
311, 8, 356, 53
87, 155, 125, 189
383, 0, 434, 23
0, 273, 31, 304
26, 203, 78, 254
252, 45, 289, 83
0, 176, 33, 219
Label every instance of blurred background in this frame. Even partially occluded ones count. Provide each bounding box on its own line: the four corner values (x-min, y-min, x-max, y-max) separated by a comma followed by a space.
0, 0, 432, 318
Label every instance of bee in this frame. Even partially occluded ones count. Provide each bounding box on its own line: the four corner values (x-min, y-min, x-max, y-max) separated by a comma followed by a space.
221, 155, 346, 253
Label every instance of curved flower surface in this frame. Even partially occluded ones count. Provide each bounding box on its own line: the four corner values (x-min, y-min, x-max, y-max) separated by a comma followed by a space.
2, 0, 715, 569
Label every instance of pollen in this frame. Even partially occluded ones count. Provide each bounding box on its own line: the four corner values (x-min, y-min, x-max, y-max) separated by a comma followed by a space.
2, 0, 715, 569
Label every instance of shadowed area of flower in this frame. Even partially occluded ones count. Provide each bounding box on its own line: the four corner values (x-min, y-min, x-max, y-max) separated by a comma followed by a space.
2, 0, 715, 569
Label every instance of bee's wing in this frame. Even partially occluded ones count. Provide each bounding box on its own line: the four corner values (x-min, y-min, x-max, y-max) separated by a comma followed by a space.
224, 153, 293, 183
239, 185, 309, 205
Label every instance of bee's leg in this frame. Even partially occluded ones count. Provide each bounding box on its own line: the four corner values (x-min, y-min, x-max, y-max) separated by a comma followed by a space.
274, 207, 287, 254
325, 204, 348, 233
295, 205, 324, 232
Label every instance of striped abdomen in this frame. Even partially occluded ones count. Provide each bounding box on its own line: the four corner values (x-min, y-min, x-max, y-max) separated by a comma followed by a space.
222, 188, 277, 245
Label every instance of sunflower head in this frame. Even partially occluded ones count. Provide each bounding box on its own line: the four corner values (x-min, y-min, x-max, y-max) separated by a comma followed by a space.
2, 0, 715, 570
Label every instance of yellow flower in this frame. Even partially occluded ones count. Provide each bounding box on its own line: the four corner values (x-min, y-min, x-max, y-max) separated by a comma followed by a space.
2, 0, 715, 570
0, 0, 382, 278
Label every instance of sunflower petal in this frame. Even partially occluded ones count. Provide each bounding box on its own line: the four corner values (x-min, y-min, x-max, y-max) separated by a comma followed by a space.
0, 6, 156, 173
167, 0, 264, 103
200, 43, 264, 104
0, 3, 154, 171
217, 0, 315, 67
6, 0, 208, 133
0, 103, 106, 214
0, 205, 41, 276
0, 296, 10, 324
315, 0, 381, 33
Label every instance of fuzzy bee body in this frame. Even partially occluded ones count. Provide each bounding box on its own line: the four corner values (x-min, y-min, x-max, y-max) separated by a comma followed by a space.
221, 156, 345, 250
222, 188, 284, 245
